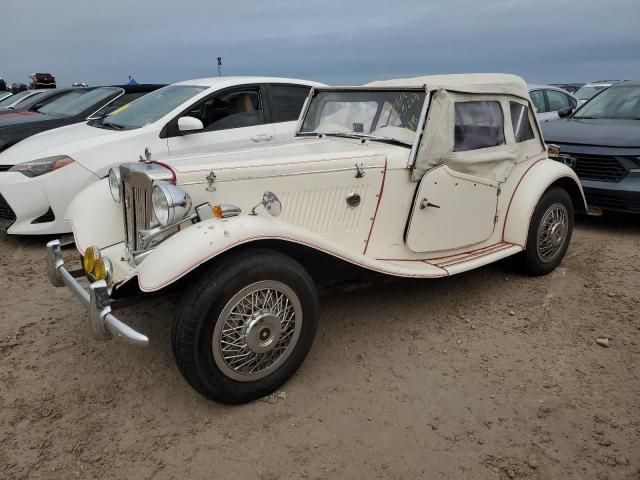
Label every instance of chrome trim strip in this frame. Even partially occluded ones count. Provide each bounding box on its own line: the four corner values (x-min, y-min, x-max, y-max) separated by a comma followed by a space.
178, 164, 386, 186
46, 240, 149, 346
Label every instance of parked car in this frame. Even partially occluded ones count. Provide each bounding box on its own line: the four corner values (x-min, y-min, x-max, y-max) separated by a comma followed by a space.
543, 79, 640, 214
0, 84, 164, 154
528, 84, 578, 122
29, 72, 56, 89
0, 77, 322, 234
0, 89, 45, 110
11, 83, 28, 93
574, 81, 620, 105
45, 73, 585, 404
72, 82, 88, 88
549, 83, 583, 94
0, 88, 88, 118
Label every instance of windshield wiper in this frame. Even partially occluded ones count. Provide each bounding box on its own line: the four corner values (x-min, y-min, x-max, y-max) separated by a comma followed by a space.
323, 132, 412, 147
100, 121, 126, 130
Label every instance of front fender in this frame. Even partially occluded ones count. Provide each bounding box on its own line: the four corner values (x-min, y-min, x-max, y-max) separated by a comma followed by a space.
131, 215, 356, 292
502, 158, 586, 247
66, 177, 124, 254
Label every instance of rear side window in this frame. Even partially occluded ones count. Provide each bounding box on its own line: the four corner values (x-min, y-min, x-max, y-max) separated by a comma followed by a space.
509, 102, 535, 142
530, 90, 546, 113
454, 101, 505, 152
269, 85, 311, 122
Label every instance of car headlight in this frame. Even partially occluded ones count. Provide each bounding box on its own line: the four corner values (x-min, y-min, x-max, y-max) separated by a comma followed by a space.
152, 183, 192, 227
8, 155, 74, 177
108, 168, 122, 203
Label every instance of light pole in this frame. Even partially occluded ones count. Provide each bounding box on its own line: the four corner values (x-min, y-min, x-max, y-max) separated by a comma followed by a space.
217, 57, 222, 77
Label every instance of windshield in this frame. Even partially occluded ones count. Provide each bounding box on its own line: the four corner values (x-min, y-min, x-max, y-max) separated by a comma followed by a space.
0, 90, 35, 107
100, 85, 208, 130
300, 90, 426, 146
574, 84, 640, 120
36, 90, 90, 114
575, 85, 608, 101
41, 87, 121, 117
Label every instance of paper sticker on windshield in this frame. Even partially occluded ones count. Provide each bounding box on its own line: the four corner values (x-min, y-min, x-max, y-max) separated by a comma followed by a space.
109, 103, 130, 116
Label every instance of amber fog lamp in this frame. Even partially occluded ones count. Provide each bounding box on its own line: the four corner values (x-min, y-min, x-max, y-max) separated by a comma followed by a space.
83, 246, 101, 274
93, 257, 113, 283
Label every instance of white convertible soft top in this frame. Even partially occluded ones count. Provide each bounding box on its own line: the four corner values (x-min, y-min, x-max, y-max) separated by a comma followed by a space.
367, 74, 543, 182
366, 73, 530, 99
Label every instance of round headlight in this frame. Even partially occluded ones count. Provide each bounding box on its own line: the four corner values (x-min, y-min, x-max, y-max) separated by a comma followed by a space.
108, 168, 122, 203
152, 183, 192, 227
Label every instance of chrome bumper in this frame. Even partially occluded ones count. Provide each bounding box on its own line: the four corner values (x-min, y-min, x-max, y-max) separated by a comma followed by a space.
46, 239, 149, 346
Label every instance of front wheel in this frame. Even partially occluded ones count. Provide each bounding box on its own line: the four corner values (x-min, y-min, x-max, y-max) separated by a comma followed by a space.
172, 249, 319, 404
520, 187, 574, 276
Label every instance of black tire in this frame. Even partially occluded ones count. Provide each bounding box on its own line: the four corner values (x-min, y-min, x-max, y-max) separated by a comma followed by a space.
172, 248, 319, 404
520, 186, 574, 276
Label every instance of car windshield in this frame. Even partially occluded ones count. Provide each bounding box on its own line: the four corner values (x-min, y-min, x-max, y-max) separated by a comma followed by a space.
299, 90, 426, 146
574, 84, 640, 120
36, 90, 90, 114
574, 85, 608, 101
41, 87, 121, 117
99, 85, 208, 130
0, 90, 35, 107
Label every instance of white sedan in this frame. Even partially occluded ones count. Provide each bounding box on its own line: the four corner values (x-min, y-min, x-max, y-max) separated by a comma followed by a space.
528, 84, 579, 122
0, 77, 324, 234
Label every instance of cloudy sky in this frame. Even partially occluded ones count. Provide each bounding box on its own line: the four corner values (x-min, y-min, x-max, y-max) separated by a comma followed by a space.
2, 0, 639, 87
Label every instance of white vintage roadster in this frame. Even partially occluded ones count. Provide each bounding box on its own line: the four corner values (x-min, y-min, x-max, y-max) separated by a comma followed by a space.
47, 74, 586, 404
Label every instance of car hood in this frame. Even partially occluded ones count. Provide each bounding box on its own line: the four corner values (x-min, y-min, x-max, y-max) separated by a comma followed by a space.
0, 121, 130, 167
171, 137, 407, 185
542, 118, 640, 148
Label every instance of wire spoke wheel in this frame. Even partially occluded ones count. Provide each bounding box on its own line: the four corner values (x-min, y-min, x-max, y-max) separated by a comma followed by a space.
212, 280, 303, 382
536, 202, 569, 263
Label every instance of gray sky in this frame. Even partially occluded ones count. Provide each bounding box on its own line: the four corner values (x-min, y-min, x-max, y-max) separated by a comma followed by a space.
2, 0, 639, 87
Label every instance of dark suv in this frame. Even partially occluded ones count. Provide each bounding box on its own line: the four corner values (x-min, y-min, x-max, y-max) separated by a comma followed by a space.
543, 80, 640, 213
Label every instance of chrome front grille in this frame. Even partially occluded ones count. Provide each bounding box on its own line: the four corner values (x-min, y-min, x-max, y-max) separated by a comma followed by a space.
120, 161, 174, 254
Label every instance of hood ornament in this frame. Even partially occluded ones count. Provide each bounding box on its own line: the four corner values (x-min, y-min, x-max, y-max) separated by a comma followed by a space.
206, 171, 217, 192
139, 147, 152, 164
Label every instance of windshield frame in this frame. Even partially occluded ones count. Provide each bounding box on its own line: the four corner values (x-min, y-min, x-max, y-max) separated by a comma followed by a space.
296, 86, 430, 166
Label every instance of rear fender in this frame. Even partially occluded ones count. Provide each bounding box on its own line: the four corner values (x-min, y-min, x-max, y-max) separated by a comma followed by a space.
503, 159, 586, 247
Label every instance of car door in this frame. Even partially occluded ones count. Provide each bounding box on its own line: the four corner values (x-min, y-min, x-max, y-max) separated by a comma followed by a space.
405, 100, 502, 253
545, 89, 574, 121
266, 84, 314, 143
530, 89, 555, 123
166, 84, 276, 156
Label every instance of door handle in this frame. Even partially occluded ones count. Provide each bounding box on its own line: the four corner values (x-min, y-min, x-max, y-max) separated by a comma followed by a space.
250, 134, 274, 142
420, 198, 440, 209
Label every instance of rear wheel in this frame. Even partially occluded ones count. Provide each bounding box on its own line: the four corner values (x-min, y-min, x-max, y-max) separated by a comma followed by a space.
520, 187, 574, 276
172, 249, 319, 404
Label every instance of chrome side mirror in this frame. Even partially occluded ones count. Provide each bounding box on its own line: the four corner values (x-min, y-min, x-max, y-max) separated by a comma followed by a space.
250, 191, 282, 217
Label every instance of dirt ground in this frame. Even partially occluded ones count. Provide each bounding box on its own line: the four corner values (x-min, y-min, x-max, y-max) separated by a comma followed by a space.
0, 214, 638, 480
